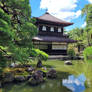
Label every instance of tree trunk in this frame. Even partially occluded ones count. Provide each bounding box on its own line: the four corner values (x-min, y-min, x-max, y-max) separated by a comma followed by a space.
87, 31, 90, 46
78, 45, 80, 53
36, 59, 43, 68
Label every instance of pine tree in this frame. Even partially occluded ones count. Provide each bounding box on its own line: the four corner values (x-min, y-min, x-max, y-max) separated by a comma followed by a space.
0, 0, 37, 74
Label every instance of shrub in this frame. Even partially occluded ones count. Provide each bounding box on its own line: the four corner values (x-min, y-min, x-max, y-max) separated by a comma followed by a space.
67, 49, 75, 59
83, 46, 92, 63
30, 49, 48, 61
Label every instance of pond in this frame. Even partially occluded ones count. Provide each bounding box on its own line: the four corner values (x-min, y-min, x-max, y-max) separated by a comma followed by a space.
62, 74, 86, 92
2, 74, 86, 92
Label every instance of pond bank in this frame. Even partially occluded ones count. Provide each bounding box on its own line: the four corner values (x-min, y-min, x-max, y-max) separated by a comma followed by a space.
2, 60, 92, 92
48, 55, 84, 60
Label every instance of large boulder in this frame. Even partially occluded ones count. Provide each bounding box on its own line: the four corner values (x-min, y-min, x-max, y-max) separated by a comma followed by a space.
28, 70, 44, 86
47, 69, 57, 79
64, 61, 72, 65
3, 72, 14, 83
14, 76, 26, 82
36, 70, 46, 77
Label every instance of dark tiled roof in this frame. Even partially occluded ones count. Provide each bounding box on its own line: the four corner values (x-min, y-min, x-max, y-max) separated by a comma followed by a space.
32, 35, 77, 43
35, 12, 73, 26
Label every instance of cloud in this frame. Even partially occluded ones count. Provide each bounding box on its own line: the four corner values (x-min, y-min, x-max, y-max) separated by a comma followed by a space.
88, 0, 92, 3
40, 0, 81, 21
75, 10, 81, 18
81, 22, 87, 28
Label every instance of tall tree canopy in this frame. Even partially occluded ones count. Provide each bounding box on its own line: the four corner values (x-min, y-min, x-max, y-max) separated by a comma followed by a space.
68, 4, 92, 52
82, 4, 92, 46
0, 0, 37, 73
82, 4, 92, 27
68, 28, 87, 52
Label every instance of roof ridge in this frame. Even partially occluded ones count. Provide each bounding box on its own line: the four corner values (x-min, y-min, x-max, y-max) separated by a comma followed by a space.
47, 13, 67, 23
35, 12, 73, 26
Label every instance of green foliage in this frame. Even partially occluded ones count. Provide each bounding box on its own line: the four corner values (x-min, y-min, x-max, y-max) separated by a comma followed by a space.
81, 4, 92, 46
68, 28, 87, 47
30, 49, 49, 61
0, 51, 7, 75
0, 0, 37, 75
82, 4, 92, 27
67, 48, 75, 58
83, 46, 92, 63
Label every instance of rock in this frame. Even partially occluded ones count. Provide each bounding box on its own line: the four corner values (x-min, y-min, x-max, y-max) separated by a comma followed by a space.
64, 61, 72, 65
10, 63, 18, 68
23, 65, 32, 68
36, 70, 46, 77
28, 78, 38, 86
28, 70, 44, 86
25, 75, 32, 80
32, 71, 44, 82
3, 72, 14, 83
14, 76, 26, 82
15, 69, 24, 73
17, 64, 32, 68
10, 64, 32, 68
47, 69, 57, 79
26, 67, 34, 73
42, 67, 47, 71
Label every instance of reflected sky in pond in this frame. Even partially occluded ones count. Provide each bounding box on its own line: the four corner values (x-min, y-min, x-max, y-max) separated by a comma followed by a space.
62, 74, 86, 92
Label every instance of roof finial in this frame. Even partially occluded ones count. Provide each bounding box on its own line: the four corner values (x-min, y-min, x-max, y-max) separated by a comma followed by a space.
45, 9, 49, 14
46, 9, 48, 12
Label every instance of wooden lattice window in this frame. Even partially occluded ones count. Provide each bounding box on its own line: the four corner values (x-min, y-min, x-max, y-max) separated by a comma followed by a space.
58, 28, 61, 32
50, 27, 54, 32
42, 26, 46, 31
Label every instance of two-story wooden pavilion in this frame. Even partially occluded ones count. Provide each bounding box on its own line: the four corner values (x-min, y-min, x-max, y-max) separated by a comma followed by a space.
32, 12, 76, 55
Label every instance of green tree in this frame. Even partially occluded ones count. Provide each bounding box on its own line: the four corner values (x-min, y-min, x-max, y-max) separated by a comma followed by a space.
82, 4, 92, 27
68, 28, 86, 52
0, 8, 13, 74
82, 4, 92, 46
0, 0, 37, 74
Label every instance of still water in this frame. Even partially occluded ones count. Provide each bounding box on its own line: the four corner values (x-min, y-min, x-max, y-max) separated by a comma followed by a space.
62, 74, 86, 92
2, 74, 86, 92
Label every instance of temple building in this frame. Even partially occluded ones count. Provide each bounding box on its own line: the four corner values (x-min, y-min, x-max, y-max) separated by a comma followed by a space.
32, 12, 76, 55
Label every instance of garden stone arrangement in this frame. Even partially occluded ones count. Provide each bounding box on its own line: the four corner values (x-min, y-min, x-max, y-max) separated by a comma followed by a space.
1, 64, 57, 87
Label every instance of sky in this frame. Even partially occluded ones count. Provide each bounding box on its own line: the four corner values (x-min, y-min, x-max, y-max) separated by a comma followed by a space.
30, 0, 92, 31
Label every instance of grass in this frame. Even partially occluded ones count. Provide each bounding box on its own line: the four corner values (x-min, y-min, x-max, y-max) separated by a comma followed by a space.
31, 60, 92, 89
30, 60, 85, 75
